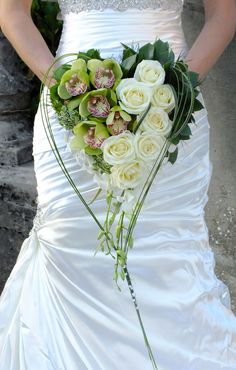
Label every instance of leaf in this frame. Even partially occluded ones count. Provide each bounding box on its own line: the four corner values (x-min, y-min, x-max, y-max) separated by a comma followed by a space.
179, 125, 192, 137
136, 43, 155, 62
97, 230, 105, 240
190, 114, 196, 123
168, 147, 178, 164
129, 236, 134, 249
77, 49, 102, 61
67, 95, 84, 111
53, 64, 70, 81
49, 83, 63, 113
87, 48, 102, 59
120, 269, 125, 281
153, 39, 175, 65
120, 54, 137, 77
189, 71, 199, 88
164, 61, 175, 72
193, 98, 204, 112
108, 89, 117, 105
115, 226, 122, 239
169, 136, 180, 145
121, 43, 136, 60
113, 269, 118, 282
178, 134, 191, 141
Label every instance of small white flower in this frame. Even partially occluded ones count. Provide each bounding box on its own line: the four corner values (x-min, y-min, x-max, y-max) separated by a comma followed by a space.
101, 131, 136, 165
141, 107, 172, 137
74, 148, 94, 173
93, 172, 111, 191
152, 84, 175, 113
120, 188, 140, 214
134, 60, 165, 88
116, 78, 152, 115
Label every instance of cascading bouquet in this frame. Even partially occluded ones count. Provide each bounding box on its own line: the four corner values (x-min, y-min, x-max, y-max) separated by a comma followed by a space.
40, 39, 203, 369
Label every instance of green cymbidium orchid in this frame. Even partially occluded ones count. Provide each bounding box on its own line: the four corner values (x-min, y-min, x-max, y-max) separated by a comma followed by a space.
58, 59, 90, 99
87, 58, 123, 89
70, 120, 110, 155
79, 88, 117, 119
106, 106, 132, 135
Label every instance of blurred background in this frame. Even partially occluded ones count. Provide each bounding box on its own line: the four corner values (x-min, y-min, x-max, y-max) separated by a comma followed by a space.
0, 0, 235, 313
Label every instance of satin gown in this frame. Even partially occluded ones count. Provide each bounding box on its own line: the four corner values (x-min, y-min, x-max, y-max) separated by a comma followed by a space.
0, 1, 236, 369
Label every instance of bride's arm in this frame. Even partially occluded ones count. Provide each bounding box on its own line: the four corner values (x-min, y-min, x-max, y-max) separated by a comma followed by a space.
184, 0, 236, 81
0, 0, 57, 87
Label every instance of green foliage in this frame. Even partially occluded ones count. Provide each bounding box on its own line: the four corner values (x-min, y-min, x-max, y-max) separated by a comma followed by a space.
20, 1, 63, 117
168, 147, 178, 164
77, 49, 103, 62
92, 154, 112, 174
31, 0, 62, 53
120, 39, 175, 78
57, 105, 80, 130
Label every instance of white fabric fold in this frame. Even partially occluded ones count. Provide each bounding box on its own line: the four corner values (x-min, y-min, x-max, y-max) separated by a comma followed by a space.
1, 6, 236, 370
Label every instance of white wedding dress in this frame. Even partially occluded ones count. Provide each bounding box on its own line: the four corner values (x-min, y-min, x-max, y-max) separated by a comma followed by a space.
0, 1, 236, 369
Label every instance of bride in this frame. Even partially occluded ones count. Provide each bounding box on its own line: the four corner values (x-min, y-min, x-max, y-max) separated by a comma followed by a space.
0, 0, 236, 369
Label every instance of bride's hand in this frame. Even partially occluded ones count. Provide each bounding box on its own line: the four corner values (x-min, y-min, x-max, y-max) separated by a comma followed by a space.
184, 0, 236, 82
0, 0, 58, 88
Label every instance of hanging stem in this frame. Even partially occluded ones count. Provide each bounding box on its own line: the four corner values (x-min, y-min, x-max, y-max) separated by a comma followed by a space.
123, 264, 158, 369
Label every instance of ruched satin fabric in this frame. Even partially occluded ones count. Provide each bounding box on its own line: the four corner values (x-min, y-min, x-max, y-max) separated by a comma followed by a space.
1, 6, 236, 370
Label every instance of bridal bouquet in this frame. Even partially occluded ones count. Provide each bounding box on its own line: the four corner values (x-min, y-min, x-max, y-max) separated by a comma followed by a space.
40, 39, 203, 369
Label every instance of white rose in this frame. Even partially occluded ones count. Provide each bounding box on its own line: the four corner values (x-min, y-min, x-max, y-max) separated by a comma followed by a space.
116, 78, 152, 115
134, 132, 165, 162
101, 131, 135, 165
141, 107, 172, 137
134, 60, 165, 88
151, 84, 175, 113
111, 160, 145, 190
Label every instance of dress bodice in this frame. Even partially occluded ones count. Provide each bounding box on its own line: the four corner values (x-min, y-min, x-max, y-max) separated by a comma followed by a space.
58, 0, 184, 16
54, 0, 187, 79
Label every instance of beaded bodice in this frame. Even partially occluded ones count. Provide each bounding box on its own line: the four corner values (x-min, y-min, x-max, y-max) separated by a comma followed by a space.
58, 0, 184, 16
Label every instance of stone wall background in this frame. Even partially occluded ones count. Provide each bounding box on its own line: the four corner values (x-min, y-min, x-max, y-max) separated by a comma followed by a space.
0, 0, 235, 313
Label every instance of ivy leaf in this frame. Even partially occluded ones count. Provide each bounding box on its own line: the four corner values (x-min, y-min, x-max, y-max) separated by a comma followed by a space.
193, 98, 204, 112
121, 43, 136, 60
77, 49, 103, 62
153, 39, 175, 65
86, 48, 102, 59
179, 125, 192, 137
169, 136, 180, 145
136, 43, 155, 62
168, 147, 178, 164
49, 82, 63, 113
53, 64, 70, 81
120, 54, 137, 77
178, 135, 190, 141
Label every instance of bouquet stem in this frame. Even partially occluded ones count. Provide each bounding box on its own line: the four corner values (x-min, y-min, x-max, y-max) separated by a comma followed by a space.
123, 264, 158, 369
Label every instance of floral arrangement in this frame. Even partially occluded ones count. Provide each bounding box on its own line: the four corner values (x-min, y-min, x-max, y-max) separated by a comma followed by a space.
40, 39, 203, 369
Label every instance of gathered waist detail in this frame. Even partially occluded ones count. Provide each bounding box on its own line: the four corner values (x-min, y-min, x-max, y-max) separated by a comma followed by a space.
56, 8, 188, 62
